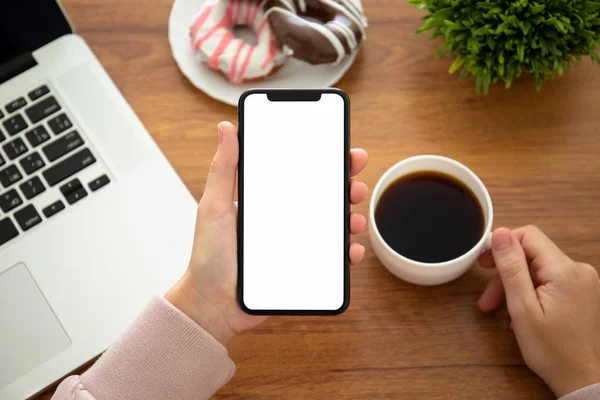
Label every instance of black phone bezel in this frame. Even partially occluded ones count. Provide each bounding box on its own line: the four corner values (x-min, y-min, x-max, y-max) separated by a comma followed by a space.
237, 88, 351, 316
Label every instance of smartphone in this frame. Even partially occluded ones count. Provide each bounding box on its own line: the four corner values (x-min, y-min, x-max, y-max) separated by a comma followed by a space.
238, 89, 350, 315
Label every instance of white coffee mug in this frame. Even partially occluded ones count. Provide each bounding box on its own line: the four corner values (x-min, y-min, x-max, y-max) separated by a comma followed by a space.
368, 155, 494, 286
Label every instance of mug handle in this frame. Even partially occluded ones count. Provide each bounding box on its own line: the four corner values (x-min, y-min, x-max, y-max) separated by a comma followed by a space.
483, 231, 493, 253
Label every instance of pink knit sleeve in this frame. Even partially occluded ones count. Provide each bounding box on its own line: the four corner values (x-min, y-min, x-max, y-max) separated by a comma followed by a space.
559, 384, 600, 400
51, 297, 235, 400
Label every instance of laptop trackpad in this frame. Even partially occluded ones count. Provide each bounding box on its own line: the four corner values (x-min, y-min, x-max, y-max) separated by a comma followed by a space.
0, 263, 71, 388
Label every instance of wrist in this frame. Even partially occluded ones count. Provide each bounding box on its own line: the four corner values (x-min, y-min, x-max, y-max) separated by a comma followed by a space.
165, 273, 235, 345
551, 364, 600, 398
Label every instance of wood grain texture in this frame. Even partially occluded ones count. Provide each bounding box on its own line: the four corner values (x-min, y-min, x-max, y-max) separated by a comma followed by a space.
35, 0, 600, 398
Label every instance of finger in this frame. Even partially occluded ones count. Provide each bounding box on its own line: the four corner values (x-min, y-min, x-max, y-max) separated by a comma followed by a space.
478, 249, 495, 269
349, 243, 366, 265
202, 122, 239, 206
350, 213, 366, 235
477, 274, 505, 312
350, 149, 368, 177
513, 225, 570, 278
491, 228, 542, 318
350, 179, 368, 204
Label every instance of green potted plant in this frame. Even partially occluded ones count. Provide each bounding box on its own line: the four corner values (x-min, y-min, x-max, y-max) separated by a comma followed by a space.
410, 0, 600, 93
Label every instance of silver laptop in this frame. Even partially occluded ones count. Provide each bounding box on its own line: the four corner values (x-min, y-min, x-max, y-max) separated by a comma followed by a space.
0, 1, 197, 398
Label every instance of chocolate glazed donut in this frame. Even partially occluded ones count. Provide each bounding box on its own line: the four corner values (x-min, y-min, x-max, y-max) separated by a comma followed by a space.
264, 0, 368, 65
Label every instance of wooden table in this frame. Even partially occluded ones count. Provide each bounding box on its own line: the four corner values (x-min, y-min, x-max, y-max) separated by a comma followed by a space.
37, 0, 600, 398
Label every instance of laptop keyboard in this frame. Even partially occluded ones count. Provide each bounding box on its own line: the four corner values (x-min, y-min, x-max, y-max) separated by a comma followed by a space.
0, 84, 110, 247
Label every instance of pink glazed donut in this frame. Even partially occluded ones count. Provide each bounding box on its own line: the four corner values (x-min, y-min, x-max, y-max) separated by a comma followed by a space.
190, 0, 287, 83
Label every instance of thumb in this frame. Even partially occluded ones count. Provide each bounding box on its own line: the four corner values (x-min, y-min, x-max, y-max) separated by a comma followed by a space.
202, 122, 239, 206
491, 228, 542, 319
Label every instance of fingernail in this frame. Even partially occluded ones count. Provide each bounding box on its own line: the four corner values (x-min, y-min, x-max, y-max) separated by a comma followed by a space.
492, 231, 511, 251
217, 123, 224, 144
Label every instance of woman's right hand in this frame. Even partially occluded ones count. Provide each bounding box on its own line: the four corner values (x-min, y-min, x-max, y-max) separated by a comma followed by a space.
477, 225, 600, 397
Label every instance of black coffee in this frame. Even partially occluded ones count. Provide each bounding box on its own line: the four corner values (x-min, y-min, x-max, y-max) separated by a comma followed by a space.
375, 171, 484, 263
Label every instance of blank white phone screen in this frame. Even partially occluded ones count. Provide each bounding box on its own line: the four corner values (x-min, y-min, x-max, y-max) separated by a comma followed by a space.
242, 93, 346, 311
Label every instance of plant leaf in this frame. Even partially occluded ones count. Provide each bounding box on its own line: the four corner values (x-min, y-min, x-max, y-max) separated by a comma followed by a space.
449, 56, 466, 73
530, 3, 545, 14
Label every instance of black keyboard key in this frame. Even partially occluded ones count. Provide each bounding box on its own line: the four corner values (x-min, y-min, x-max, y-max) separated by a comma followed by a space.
2, 114, 28, 136
19, 176, 46, 200
66, 187, 87, 205
0, 110, 4, 119
6, 97, 27, 113
25, 96, 60, 123
60, 178, 82, 196
0, 189, 23, 212
42, 148, 96, 186
43, 131, 83, 162
14, 204, 42, 231
3, 137, 28, 160
0, 127, 5, 143
25, 126, 51, 147
19, 152, 45, 175
89, 174, 110, 192
0, 154, 4, 167
43, 200, 65, 218
0, 164, 23, 188
0, 217, 19, 246
28, 85, 50, 101
48, 114, 72, 135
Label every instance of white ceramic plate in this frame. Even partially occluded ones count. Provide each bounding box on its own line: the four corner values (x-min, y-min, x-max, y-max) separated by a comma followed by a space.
168, 0, 359, 106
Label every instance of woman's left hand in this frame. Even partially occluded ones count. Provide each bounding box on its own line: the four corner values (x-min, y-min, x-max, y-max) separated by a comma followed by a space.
166, 121, 369, 344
